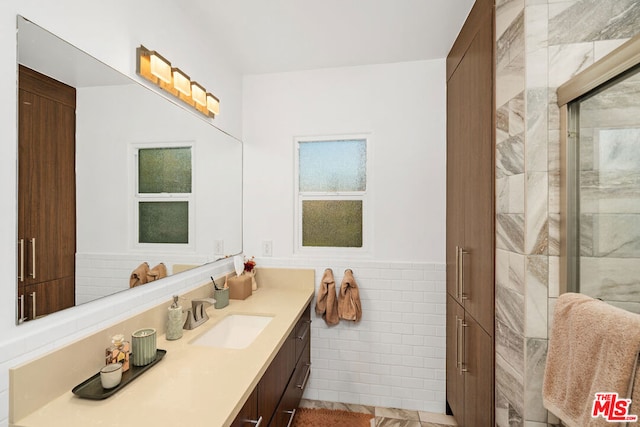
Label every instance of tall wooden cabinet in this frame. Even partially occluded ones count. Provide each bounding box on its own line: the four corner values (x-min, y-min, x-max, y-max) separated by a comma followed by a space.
445, 0, 495, 425
17, 65, 76, 321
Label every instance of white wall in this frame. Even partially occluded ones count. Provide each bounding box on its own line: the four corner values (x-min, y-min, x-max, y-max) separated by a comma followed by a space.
0, 2, 242, 425
243, 61, 446, 262
242, 61, 448, 412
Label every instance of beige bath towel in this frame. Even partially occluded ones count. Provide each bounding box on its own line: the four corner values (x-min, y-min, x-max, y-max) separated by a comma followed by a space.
338, 269, 362, 322
543, 293, 640, 427
129, 262, 150, 288
147, 263, 167, 282
315, 268, 339, 325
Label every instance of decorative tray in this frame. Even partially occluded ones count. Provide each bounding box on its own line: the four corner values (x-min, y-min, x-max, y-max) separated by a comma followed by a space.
72, 349, 166, 400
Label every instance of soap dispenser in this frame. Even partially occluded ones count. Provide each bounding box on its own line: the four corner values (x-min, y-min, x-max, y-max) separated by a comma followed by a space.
166, 295, 184, 340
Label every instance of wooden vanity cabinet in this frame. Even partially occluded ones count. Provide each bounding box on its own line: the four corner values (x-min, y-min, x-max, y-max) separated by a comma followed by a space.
232, 303, 311, 427
17, 65, 76, 321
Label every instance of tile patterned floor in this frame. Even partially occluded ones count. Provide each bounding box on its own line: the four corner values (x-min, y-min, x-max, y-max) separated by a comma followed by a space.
299, 399, 458, 427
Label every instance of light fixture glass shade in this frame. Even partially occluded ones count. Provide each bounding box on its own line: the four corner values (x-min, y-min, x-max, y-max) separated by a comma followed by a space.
206, 93, 220, 115
172, 68, 191, 96
149, 52, 172, 84
191, 82, 206, 106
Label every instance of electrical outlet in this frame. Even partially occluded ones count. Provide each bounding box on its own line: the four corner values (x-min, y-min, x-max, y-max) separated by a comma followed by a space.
214, 240, 224, 255
262, 240, 273, 257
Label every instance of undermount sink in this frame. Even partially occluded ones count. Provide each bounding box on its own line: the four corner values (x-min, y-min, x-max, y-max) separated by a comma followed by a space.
190, 314, 273, 349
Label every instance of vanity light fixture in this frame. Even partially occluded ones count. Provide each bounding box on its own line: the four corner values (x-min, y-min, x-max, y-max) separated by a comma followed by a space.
207, 93, 220, 115
149, 51, 172, 84
191, 82, 207, 106
136, 45, 220, 118
172, 68, 191, 97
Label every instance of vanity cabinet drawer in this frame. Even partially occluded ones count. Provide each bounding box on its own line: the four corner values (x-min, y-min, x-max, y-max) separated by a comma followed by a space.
293, 305, 311, 363
271, 340, 311, 427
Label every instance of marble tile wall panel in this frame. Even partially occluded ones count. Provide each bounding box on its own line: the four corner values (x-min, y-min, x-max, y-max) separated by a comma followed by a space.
548, 213, 560, 256
587, 214, 640, 257
592, 128, 640, 170
525, 88, 549, 172
594, 39, 630, 61
548, 42, 595, 88
548, 256, 560, 297
498, 0, 525, 41
496, 317, 525, 375
497, 283, 525, 335
548, 0, 640, 45
580, 257, 640, 300
497, 104, 510, 144
497, 135, 526, 178
525, 256, 548, 339
496, 353, 525, 421
497, 10, 525, 71
579, 170, 640, 214
497, 213, 526, 252
525, 338, 548, 422
525, 172, 549, 255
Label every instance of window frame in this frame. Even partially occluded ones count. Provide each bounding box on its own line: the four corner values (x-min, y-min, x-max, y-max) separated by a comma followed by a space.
131, 141, 196, 251
293, 134, 372, 256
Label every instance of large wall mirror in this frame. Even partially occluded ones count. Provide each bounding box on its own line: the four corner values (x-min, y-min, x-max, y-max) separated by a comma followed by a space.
16, 16, 242, 324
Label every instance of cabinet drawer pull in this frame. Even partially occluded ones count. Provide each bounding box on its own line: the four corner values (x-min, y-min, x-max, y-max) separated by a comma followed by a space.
31, 291, 37, 319
247, 415, 262, 426
18, 239, 25, 282
29, 238, 36, 279
458, 247, 468, 300
455, 246, 459, 299
18, 295, 26, 324
297, 363, 312, 390
297, 320, 311, 341
284, 409, 296, 427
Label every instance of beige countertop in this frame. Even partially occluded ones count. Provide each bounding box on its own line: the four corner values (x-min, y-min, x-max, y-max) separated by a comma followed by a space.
11, 269, 314, 427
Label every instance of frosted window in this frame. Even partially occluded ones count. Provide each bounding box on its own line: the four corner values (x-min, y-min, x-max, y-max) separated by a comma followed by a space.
139, 147, 191, 194
302, 200, 363, 247
299, 140, 366, 192
139, 201, 189, 244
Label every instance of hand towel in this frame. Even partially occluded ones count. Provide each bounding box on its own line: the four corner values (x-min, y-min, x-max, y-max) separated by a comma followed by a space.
315, 268, 339, 325
129, 262, 150, 288
543, 293, 640, 427
338, 269, 362, 322
147, 262, 167, 282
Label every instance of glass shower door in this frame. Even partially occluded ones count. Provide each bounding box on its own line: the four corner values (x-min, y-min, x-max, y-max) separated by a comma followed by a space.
568, 64, 640, 313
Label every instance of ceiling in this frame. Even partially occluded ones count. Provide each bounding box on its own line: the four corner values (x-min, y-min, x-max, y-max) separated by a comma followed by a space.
190, 0, 475, 75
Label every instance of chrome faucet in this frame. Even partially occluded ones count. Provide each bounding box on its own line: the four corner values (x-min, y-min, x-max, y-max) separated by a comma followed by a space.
183, 297, 216, 330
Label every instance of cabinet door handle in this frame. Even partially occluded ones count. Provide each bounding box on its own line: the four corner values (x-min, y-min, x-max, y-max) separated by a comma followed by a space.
297, 363, 312, 389
18, 239, 25, 282
458, 247, 468, 300
247, 415, 262, 426
29, 238, 36, 279
456, 316, 468, 376
455, 246, 459, 299
284, 409, 296, 427
18, 295, 26, 324
455, 316, 462, 374
459, 319, 468, 375
30, 291, 37, 319
297, 320, 311, 341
